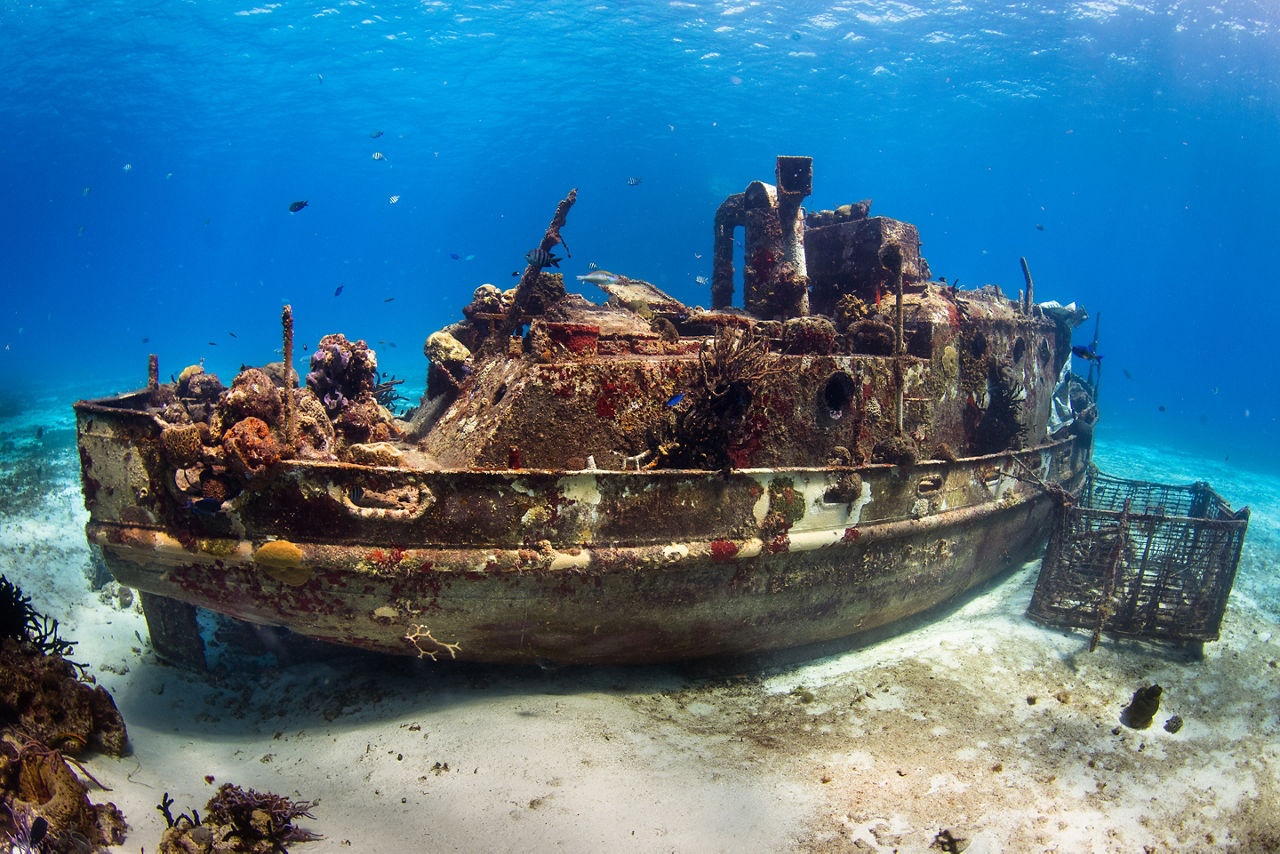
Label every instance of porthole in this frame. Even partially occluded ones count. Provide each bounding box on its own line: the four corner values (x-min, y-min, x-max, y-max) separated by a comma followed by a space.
818, 372, 857, 429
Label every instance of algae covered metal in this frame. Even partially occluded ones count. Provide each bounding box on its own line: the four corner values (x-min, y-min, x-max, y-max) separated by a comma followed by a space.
75, 156, 1097, 666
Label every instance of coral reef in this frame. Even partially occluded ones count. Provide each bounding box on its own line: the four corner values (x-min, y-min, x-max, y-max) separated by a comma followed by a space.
159, 423, 210, 468
218, 368, 283, 428
289, 389, 336, 460
221, 418, 282, 479
157, 784, 318, 854
780, 316, 837, 355
306, 334, 378, 415
657, 326, 783, 469
971, 359, 1029, 455
849, 316, 896, 355
0, 577, 128, 852
1, 733, 128, 852
1, 574, 73, 658
0, 641, 127, 755
177, 365, 226, 401
871, 435, 918, 468
332, 393, 390, 445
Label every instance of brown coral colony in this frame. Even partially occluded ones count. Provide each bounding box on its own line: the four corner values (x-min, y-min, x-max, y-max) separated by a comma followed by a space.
154, 329, 404, 512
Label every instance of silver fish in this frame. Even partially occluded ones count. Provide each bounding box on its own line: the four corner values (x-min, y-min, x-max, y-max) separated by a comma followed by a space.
577, 271, 619, 286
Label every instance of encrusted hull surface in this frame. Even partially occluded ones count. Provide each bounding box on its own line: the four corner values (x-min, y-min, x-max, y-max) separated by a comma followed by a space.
76, 397, 1088, 664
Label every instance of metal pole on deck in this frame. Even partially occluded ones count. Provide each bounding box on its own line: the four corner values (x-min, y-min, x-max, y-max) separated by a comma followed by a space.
1020, 257, 1035, 313
881, 244, 905, 437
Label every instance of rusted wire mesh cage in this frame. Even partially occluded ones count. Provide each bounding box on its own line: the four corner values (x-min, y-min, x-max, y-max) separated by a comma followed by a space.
1026, 467, 1250, 645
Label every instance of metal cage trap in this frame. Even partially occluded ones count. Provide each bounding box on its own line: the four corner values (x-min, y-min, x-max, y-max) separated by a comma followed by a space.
1027, 467, 1250, 647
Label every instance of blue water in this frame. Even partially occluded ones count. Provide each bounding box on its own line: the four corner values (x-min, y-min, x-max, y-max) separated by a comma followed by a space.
2, 0, 1279, 468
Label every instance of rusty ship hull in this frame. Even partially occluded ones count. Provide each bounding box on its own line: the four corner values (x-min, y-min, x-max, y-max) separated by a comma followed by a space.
74, 156, 1098, 665
77, 394, 1086, 663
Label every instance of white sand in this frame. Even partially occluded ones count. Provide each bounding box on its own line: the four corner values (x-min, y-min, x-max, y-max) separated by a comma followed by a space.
4, 417, 1280, 852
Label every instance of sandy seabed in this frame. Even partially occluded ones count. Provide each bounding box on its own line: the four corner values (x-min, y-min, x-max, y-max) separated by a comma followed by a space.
3, 408, 1279, 853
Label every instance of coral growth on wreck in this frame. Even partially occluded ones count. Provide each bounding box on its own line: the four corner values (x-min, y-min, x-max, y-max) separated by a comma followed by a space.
306, 333, 378, 414
657, 326, 784, 469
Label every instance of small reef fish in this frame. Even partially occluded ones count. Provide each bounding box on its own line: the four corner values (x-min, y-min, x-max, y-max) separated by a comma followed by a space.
1071, 344, 1101, 361
626, 177, 642, 186
289, 200, 309, 213
1036, 224, 1045, 231
384, 297, 396, 302
370, 130, 384, 138
389, 194, 400, 204
450, 253, 461, 260
525, 248, 561, 268
83, 187, 90, 196
122, 163, 132, 172
334, 285, 344, 296
587, 261, 598, 270
694, 275, 709, 286
228, 331, 238, 338
577, 271, 619, 286
372, 151, 387, 161
665, 393, 685, 406
185, 497, 223, 517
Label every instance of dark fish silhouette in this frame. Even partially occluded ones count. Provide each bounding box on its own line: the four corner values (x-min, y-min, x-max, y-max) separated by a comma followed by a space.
384, 297, 396, 302
29, 816, 48, 847
185, 497, 223, 517
334, 285, 344, 297
450, 253, 461, 260
370, 130, 384, 138
1036, 224, 1045, 231
525, 248, 561, 268
1071, 345, 1102, 362
289, 200, 309, 213
228, 331, 238, 338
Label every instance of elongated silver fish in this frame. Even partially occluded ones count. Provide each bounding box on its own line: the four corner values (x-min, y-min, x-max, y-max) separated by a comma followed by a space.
577, 271, 619, 286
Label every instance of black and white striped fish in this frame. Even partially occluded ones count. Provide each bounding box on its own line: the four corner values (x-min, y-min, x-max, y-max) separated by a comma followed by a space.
525, 247, 562, 269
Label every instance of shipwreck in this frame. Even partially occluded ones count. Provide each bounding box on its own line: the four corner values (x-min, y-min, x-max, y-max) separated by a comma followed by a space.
75, 156, 1101, 667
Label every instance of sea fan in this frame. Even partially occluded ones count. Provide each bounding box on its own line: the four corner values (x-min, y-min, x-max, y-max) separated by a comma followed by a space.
0, 573, 75, 657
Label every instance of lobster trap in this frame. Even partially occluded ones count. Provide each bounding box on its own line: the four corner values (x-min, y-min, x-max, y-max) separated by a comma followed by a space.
1027, 467, 1250, 646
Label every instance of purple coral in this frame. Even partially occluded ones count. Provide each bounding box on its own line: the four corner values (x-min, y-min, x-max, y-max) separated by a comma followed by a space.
203, 783, 320, 844
306, 333, 377, 414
